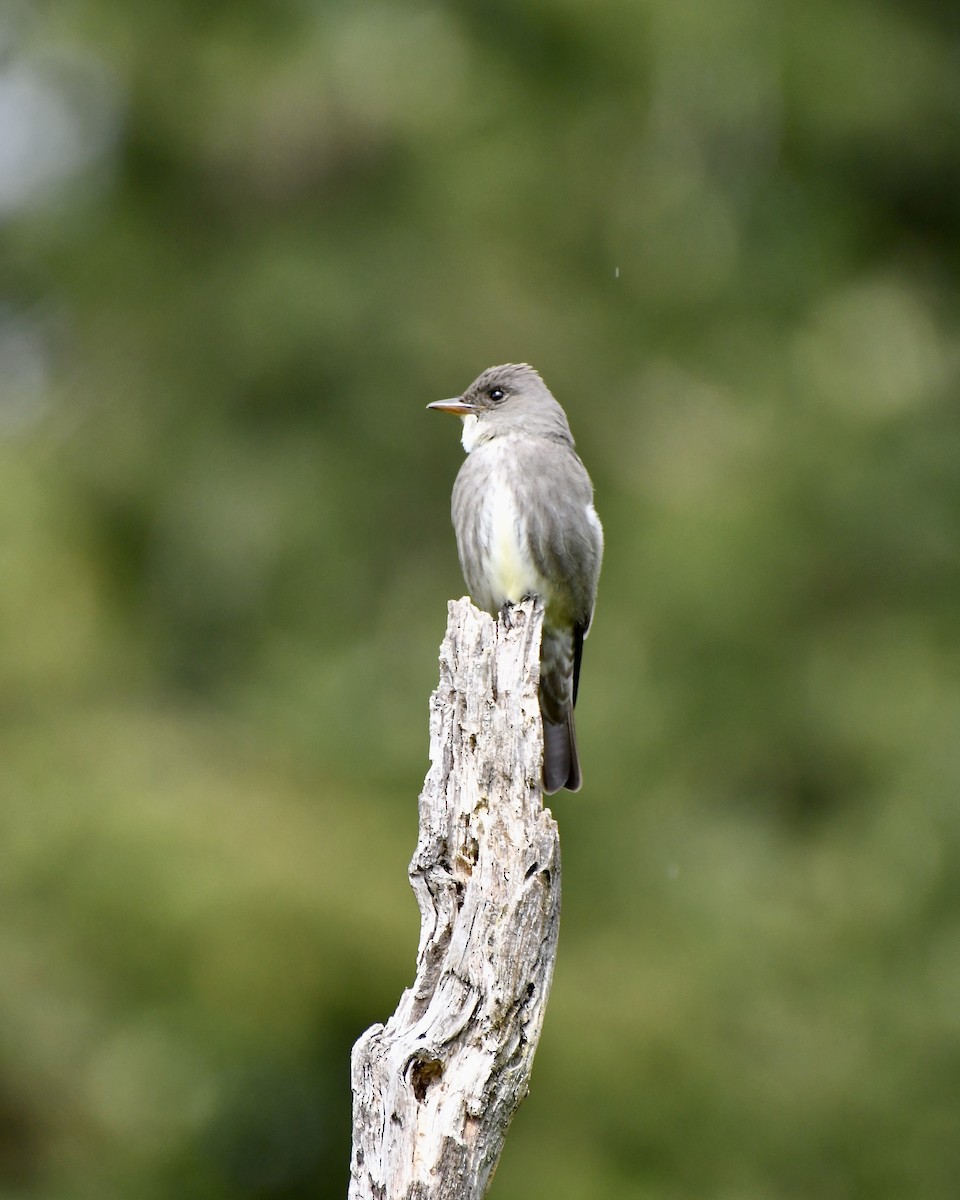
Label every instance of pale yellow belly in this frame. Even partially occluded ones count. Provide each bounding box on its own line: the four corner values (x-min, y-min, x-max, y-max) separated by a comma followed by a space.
481, 483, 550, 606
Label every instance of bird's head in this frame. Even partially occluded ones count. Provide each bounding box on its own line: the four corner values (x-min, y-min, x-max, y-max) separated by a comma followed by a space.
428, 364, 568, 450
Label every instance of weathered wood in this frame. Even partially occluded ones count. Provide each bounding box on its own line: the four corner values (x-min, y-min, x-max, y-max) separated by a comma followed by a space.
349, 597, 562, 1200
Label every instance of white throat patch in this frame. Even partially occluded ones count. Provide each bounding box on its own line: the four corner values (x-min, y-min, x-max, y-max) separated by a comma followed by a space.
460, 413, 481, 452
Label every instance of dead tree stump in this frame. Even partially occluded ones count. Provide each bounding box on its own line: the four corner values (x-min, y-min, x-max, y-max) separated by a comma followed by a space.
349, 597, 562, 1200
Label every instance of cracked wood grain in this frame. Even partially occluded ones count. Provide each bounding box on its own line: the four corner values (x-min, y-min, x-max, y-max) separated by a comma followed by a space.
348, 597, 562, 1200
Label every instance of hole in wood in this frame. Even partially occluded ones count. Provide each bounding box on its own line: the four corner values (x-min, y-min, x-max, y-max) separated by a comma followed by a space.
409, 1056, 444, 1102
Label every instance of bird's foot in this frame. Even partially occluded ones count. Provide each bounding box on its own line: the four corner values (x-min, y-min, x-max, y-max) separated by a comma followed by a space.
500, 594, 541, 629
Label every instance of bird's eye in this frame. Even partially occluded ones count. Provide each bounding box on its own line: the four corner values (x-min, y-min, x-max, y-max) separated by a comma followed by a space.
488, 387, 505, 402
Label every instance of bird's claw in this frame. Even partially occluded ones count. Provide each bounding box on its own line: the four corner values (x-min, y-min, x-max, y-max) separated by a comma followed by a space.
500, 593, 541, 629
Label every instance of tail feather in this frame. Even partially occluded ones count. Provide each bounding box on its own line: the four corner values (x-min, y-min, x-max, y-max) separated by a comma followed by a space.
539, 624, 583, 793
542, 708, 581, 794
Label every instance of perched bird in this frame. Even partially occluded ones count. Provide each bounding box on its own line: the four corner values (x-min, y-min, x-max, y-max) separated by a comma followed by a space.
428, 364, 603, 793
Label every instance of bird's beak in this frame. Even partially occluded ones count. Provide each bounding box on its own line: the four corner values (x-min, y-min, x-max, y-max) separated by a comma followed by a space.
427, 397, 475, 416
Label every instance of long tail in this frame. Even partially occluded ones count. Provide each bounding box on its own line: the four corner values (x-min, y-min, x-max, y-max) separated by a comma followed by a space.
542, 709, 581, 794
540, 625, 582, 793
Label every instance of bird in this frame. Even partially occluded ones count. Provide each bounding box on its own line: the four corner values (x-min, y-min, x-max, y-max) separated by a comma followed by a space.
428, 363, 603, 793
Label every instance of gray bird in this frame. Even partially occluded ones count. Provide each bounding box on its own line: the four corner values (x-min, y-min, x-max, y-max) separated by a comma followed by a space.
428, 363, 603, 793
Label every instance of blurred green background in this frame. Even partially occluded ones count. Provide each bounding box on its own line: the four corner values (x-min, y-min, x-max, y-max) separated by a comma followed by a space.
2, 0, 959, 1196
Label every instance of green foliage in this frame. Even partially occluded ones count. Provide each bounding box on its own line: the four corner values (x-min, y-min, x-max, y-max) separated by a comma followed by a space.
2, 0, 959, 1196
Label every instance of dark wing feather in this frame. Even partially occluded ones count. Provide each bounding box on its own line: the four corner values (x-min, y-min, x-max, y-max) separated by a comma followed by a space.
572, 622, 585, 707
